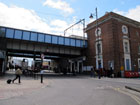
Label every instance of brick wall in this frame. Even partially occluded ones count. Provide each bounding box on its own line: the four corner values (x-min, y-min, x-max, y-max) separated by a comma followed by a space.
86, 12, 140, 74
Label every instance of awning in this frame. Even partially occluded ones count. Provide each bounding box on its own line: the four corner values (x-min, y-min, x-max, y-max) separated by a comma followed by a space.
0, 52, 4, 59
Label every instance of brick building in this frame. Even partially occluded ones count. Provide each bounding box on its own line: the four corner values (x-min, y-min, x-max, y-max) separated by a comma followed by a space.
86, 12, 140, 76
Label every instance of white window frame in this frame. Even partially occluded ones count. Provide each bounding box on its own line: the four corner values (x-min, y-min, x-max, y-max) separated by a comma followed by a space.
122, 25, 128, 34
95, 41, 103, 69
95, 41, 102, 55
123, 39, 130, 54
95, 27, 101, 36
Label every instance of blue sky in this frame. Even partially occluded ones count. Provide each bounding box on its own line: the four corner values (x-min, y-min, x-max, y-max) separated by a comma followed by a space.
0, 0, 140, 36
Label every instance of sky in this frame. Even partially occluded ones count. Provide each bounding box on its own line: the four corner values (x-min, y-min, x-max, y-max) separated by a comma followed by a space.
0, 0, 140, 36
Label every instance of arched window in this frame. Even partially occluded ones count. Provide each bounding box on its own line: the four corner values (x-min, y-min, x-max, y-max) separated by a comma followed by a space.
95, 27, 101, 36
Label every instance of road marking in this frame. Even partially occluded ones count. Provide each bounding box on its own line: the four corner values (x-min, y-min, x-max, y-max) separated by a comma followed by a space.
114, 88, 140, 105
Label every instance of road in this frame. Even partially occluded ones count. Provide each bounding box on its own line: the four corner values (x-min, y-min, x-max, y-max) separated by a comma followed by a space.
0, 75, 140, 105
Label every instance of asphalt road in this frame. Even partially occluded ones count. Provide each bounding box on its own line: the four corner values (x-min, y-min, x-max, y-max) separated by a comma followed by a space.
0, 75, 140, 105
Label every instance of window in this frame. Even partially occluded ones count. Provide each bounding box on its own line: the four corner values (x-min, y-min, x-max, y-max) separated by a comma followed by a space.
0, 28, 5, 37
58, 37, 64, 45
70, 38, 76, 46
124, 42, 129, 53
45, 34, 51, 43
138, 45, 140, 53
85, 41, 88, 47
123, 39, 130, 53
122, 25, 128, 34
138, 59, 140, 70
95, 27, 101, 36
81, 40, 84, 47
97, 43, 101, 54
23, 31, 30, 40
31, 32, 37, 41
6, 28, 14, 38
80, 40, 87, 47
52, 36, 58, 44
65, 38, 70, 45
76, 39, 81, 47
136, 31, 139, 37
14, 30, 22, 39
38, 34, 44, 42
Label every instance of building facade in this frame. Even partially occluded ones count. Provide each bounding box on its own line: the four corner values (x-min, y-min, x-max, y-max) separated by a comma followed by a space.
86, 12, 140, 76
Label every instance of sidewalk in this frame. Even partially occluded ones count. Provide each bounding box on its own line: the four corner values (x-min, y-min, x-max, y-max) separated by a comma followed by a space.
98, 77, 140, 84
0, 72, 140, 100
0, 71, 48, 100
94, 77, 140, 93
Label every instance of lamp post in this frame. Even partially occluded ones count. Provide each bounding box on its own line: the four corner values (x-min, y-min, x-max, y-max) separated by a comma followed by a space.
89, 8, 98, 34
89, 8, 101, 70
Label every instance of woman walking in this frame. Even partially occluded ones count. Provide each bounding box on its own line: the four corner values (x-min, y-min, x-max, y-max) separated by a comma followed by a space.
12, 67, 22, 83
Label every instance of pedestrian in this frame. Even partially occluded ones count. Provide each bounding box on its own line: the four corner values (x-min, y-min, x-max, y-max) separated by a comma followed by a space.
90, 67, 95, 77
98, 68, 101, 79
98, 63, 101, 79
12, 67, 22, 83
90, 68, 94, 77
103, 68, 106, 77
110, 67, 113, 78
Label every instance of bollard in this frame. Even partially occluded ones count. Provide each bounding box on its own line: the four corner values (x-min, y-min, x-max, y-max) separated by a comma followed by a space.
41, 74, 43, 83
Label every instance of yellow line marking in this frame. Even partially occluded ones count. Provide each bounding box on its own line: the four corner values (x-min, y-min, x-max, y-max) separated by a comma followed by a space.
113, 88, 140, 105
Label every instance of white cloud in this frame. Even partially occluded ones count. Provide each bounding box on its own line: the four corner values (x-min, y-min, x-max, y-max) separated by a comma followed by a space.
0, 2, 73, 35
43, 0, 74, 14
113, 5, 140, 22
51, 19, 68, 28
0, 2, 83, 36
0, 2, 52, 33
50, 19, 69, 35
50, 19, 84, 36
113, 9, 126, 15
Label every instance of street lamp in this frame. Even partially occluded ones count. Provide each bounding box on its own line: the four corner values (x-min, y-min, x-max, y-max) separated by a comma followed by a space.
89, 7, 98, 34
89, 7, 101, 69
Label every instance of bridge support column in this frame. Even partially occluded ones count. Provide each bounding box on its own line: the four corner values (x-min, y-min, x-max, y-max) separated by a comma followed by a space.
0, 50, 6, 75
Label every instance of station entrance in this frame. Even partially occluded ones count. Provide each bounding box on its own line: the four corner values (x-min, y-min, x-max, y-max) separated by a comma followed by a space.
6, 51, 86, 76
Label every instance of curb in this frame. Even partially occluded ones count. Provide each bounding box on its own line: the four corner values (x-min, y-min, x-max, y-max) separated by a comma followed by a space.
125, 86, 140, 93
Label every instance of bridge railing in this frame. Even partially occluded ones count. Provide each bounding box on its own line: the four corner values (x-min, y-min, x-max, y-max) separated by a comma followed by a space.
0, 27, 87, 48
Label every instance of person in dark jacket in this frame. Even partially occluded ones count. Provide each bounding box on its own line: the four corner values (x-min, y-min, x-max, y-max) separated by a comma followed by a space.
98, 63, 101, 79
12, 67, 22, 83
